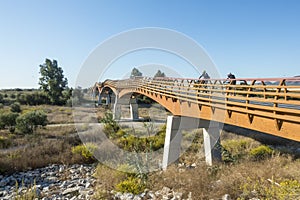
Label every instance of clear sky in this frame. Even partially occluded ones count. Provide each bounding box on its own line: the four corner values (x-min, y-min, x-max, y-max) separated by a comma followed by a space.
0, 0, 299, 89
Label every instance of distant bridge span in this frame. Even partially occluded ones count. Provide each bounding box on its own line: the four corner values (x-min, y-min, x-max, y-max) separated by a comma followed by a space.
94, 76, 300, 167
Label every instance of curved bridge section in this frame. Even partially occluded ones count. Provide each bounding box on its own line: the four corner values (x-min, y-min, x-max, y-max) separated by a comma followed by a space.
95, 77, 300, 142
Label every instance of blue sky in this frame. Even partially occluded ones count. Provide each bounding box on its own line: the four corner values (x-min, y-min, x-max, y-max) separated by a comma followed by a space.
0, 0, 299, 88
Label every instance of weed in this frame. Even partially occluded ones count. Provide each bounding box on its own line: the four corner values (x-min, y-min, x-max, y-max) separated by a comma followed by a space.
115, 176, 146, 194
250, 145, 273, 160
72, 143, 97, 162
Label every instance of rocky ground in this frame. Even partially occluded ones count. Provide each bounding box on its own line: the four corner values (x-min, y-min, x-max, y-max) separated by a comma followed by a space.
0, 164, 97, 200
0, 163, 232, 200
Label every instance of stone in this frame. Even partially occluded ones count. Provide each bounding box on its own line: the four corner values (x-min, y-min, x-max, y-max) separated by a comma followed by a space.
173, 192, 183, 199
62, 186, 80, 195
222, 194, 231, 200
85, 182, 91, 188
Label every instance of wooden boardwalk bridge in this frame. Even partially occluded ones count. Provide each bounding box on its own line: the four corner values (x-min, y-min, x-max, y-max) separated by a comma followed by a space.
94, 76, 300, 168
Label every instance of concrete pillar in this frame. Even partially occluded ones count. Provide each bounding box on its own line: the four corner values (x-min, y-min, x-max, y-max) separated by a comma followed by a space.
203, 124, 222, 165
162, 116, 182, 170
98, 94, 102, 105
113, 94, 121, 120
162, 116, 222, 169
162, 116, 200, 170
106, 96, 110, 105
129, 98, 139, 120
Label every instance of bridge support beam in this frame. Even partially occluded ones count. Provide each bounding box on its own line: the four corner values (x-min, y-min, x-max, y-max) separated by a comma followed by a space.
129, 98, 139, 120
162, 116, 222, 169
97, 94, 102, 105
162, 116, 200, 170
106, 95, 111, 105
203, 124, 222, 166
113, 95, 139, 121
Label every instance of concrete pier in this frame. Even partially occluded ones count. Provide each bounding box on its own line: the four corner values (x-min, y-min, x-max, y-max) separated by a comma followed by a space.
203, 123, 222, 165
129, 98, 139, 120
162, 116, 200, 170
162, 116, 222, 169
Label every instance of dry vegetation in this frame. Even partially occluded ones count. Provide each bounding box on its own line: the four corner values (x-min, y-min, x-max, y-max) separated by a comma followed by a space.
0, 104, 101, 174
92, 130, 300, 199
1, 102, 300, 199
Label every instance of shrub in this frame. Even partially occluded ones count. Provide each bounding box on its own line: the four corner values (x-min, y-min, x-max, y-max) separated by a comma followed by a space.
10, 93, 16, 99
0, 112, 19, 132
221, 139, 255, 162
0, 136, 12, 148
16, 92, 50, 105
239, 178, 300, 200
115, 176, 146, 194
100, 112, 120, 137
71, 143, 97, 161
10, 102, 21, 113
249, 145, 273, 160
16, 110, 48, 134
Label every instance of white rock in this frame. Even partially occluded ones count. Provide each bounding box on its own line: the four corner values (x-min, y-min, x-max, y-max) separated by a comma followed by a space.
62, 186, 81, 195
222, 194, 231, 200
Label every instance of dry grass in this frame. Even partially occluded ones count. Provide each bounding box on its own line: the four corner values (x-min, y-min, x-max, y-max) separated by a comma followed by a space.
91, 129, 300, 199
0, 103, 108, 175
1, 103, 300, 199
0, 138, 75, 174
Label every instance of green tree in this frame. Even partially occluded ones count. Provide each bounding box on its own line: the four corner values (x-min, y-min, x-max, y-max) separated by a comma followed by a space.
154, 70, 166, 78
130, 67, 142, 78
16, 110, 48, 134
39, 59, 68, 105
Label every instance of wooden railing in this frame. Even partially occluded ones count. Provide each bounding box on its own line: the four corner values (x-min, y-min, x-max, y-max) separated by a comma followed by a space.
96, 76, 300, 141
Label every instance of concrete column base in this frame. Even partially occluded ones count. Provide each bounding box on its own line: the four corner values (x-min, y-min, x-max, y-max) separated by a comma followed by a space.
203, 125, 222, 166
162, 116, 222, 169
162, 116, 200, 170
130, 98, 139, 120
98, 94, 102, 105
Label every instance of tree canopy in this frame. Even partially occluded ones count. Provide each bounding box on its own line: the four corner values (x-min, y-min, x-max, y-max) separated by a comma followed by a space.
154, 70, 166, 78
39, 59, 68, 105
130, 67, 142, 78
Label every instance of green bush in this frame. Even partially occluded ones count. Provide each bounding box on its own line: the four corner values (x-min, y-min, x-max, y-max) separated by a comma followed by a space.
239, 178, 300, 200
221, 139, 255, 162
10, 93, 16, 99
0, 112, 19, 132
16, 92, 50, 105
72, 143, 97, 161
100, 112, 120, 137
10, 102, 21, 113
249, 145, 273, 160
115, 176, 146, 194
16, 110, 48, 134
0, 136, 12, 148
